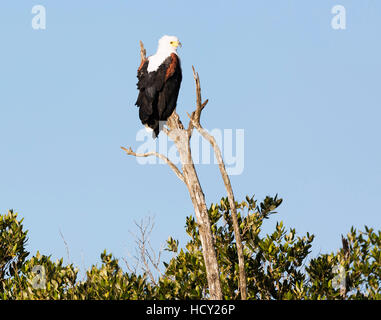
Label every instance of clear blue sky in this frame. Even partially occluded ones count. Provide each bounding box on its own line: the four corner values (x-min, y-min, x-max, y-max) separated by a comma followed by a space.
1, 1, 380, 276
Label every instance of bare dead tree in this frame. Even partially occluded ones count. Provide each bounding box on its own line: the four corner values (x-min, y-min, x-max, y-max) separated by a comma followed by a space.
121, 41, 247, 299
188, 68, 247, 300
120, 147, 185, 183
58, 228, 71, 265
123, 216, 164, 286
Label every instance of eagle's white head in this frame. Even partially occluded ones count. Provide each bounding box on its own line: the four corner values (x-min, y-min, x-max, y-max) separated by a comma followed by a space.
147, 35, 182, 72
157, 35, 182, 55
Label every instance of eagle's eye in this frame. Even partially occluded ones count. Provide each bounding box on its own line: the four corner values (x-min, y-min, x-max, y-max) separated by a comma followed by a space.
170, 40, 180, 48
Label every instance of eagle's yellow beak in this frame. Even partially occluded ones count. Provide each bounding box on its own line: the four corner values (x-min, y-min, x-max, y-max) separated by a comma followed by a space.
170, 40, 182, 48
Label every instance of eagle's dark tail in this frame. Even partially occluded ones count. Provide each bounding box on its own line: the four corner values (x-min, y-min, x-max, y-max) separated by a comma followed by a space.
144, 120, 162, 139
152, 125, 160, 139
152, 120, 166, 139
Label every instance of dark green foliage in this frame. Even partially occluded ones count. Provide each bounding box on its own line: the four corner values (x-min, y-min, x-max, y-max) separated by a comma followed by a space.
160, 195, 314, 299
1, 195, 380, 299
306, 226, 381, 299
0, 210, 29, 289
74, 251, 156, 299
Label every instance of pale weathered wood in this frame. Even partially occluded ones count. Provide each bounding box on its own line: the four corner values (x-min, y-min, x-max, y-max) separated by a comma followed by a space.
187, 68, 248, 300
120, 146, 185, 183
165, 114, 223, 299
190, 118, 248, 299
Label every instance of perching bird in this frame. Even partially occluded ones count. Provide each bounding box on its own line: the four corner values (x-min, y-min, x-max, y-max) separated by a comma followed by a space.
135, 35, 182, 138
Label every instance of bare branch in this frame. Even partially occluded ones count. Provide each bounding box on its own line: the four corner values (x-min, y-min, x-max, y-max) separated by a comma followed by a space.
122, 254, 138, 275
124, 216, 165, 285
188, 115, 248, 299
187, 67, 248, 299
147, 242, 165, 277
59, 228, 71, 265
134, 218, 157, 285
186, 66, 209, 137
139, 40, 146, 62
192, 66, 208, 122
121, 146, 185, 183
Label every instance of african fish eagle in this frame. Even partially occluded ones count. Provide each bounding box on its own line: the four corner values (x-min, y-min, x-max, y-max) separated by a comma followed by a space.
135, 35, 183, 138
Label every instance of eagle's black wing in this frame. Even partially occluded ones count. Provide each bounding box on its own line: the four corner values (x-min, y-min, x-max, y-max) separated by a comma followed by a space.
135, 54, 182, 138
